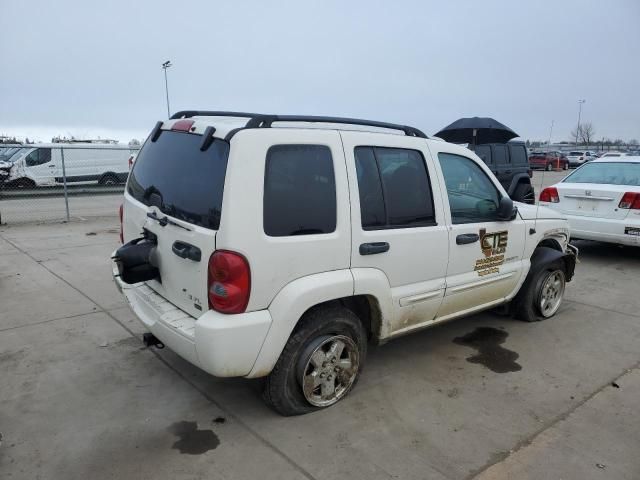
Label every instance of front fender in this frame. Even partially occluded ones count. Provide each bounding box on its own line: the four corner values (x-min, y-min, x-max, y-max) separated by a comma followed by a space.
529, 246, 576, 283
246, 269, 354, 378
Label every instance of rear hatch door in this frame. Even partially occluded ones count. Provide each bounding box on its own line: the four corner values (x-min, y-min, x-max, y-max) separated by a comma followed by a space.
123, 129, 229, 318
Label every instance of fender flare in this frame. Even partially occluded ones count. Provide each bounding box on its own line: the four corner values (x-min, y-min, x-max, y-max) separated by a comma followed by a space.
246, 269, 354, 378
527, 246, 576, 284
507, 173, 532, 196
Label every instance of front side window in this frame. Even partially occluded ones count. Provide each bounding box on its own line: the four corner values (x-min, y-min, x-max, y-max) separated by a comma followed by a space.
355, 146, 435, 229
264, 145, 336, 236
25, 148, 51, 167
438, 153, 501, 224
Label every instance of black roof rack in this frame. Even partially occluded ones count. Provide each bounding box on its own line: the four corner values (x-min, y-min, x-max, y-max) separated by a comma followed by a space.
170, 110, 262, 120
170, 110, 428, 140
245, 115, 427, 138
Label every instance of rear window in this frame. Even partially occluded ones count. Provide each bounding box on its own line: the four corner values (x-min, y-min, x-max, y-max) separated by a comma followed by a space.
569, 151, 584, 156
509, 145, 528, 164
127, 131, 229, 229
563, 162, 640, 186
263, 144, 336, 236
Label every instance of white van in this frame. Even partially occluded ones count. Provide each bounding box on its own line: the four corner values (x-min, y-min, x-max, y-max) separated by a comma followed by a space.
4, 143, 135, 188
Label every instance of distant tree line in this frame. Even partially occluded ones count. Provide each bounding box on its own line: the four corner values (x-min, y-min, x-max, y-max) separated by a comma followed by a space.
526, 122, 638, 150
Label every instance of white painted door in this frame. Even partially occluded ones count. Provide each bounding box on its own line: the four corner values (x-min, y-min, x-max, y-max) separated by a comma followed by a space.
24, 147, 56, 185
431, 149, 527, 319
341, 131, 449, 337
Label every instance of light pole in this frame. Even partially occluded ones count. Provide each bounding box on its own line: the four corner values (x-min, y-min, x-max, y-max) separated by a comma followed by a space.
162, 60, 172, 118
575, 99, 586, 146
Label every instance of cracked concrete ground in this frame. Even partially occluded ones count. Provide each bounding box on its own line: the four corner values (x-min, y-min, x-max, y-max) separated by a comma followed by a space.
1, 214, 639, 480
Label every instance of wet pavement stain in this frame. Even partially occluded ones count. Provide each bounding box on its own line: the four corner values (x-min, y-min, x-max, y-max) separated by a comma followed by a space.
453, 327, 522, 373
168, 421, 220, 455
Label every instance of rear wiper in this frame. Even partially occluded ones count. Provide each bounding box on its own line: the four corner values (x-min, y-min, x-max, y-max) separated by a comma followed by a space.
146, 211, 192, 231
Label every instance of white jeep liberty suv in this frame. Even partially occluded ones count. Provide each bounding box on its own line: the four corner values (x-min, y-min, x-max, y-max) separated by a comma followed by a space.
113, 111, 577, 415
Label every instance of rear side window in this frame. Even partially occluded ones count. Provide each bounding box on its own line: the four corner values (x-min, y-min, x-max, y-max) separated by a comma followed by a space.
263, 145, 336, 236
509, 145, 528, 165
355, 147, 436, 229
492, 145, 508, 165
127, 131, 229, 229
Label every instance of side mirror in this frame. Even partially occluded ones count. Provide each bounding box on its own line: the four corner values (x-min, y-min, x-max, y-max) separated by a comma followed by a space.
497, 196, 517, 221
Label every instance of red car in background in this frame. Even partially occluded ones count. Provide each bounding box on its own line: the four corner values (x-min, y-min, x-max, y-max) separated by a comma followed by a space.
529, 151, 569, 171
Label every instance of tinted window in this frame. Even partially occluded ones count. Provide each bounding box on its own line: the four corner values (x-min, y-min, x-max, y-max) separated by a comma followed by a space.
127, 131, 229, 230
492, 145, 508, 165
563, 162, 640, 186
354, 147, 386, 228
264, 145, 336, 236
355, 147, 435, 229
25, 148, 51, 166
509, 145, 528, 165
438, 153, 501, 224
474, 145, 492, 165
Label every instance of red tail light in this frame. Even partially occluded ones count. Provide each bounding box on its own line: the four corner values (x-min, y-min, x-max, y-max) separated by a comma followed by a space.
208, 250, 251, 314
540, 187, 560, 203
118, 204, 124, 243
619, 192, 640, 210
128, 155, 134, 170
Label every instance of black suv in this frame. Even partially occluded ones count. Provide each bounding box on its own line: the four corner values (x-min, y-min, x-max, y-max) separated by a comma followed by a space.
468, 141, 534, 204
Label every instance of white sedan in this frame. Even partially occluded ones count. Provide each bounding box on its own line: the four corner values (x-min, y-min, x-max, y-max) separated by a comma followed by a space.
539, 157, 640, 246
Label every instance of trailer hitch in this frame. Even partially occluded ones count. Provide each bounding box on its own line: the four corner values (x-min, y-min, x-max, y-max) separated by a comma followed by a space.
143, 332, 165, 349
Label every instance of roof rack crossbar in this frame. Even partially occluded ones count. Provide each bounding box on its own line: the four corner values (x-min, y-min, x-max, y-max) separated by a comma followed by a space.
244, 115, 427, 138
170, 110, 262, 120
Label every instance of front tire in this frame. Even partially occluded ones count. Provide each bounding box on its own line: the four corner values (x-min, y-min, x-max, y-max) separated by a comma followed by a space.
263, 305, 367, 416
546, 162, 553, 171
514, 260, 566, 322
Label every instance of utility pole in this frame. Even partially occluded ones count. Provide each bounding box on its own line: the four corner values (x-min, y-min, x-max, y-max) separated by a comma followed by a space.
162, 60, 172, 118
575, 99, 586, 146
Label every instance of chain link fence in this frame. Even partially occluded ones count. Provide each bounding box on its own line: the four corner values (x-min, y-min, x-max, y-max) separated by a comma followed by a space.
0, 144, 139, 225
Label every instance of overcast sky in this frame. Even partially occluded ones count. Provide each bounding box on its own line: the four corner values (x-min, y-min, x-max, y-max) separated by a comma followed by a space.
1, 0, 639, 143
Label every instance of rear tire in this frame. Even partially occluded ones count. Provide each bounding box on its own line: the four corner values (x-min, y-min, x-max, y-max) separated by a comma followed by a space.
263, 305, 367, 416
563, 162, 568, 170
512, 183, 535, 204
545, 163, 553, 171
99, 173, 119, 186
514, 260, 566, 322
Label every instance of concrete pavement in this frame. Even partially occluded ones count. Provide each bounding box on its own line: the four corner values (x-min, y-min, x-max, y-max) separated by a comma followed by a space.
1, 216, 639, 480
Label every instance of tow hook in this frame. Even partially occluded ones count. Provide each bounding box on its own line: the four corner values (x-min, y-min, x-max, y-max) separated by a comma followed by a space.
143, 332, 165, 349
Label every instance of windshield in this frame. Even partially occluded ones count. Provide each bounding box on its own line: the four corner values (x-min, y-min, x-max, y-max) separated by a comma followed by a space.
127, 131, 230, 229
0, 147, 24, 162
563, 162, 640, 186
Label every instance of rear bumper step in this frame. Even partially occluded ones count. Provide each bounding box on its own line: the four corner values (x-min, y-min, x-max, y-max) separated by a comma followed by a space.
112, 254, 273, 377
